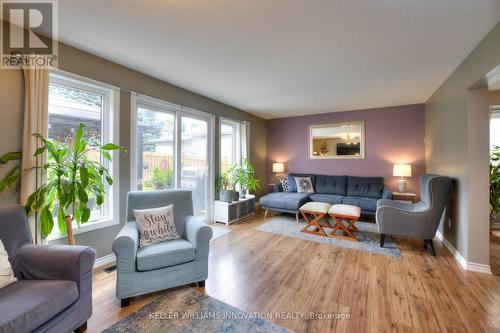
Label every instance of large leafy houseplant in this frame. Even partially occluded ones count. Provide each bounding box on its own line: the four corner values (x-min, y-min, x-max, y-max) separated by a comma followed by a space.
490, 145, 500, 219
0, 123, 125, 244
232, 158, 260, 199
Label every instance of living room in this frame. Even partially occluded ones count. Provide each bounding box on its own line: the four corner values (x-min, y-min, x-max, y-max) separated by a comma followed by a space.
0, 1, 499, 332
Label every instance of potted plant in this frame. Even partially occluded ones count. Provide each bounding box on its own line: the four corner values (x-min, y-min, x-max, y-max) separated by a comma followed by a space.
490, 145, 500, 230
232, 158, 261, 198
216, 169, 234, 202
0, 123, 125, 244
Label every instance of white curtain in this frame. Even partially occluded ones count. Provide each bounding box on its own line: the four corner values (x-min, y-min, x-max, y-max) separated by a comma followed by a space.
20, 67, 49, 244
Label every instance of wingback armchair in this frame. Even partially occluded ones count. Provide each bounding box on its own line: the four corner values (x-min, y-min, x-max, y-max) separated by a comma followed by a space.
112, 190, 213, 307
376, 174, 453, 256
0, 205, 96, 333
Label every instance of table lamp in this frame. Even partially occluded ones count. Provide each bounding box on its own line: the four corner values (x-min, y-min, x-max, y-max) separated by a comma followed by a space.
393, 164, 412, 193
272, 162, 285, 182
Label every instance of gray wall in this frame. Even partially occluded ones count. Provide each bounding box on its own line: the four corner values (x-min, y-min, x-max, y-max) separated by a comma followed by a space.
425, 21, 500, 264
0, 42, 267, 258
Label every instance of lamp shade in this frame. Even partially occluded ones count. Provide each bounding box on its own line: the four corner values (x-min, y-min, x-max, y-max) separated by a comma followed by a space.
272, 162, 285, 173
393, 164, 412, 177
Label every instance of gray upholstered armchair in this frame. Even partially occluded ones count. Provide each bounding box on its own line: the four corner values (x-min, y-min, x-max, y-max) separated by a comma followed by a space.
0, 205, 96, 333
112, 190, 212, 307
376, 174, 453, 256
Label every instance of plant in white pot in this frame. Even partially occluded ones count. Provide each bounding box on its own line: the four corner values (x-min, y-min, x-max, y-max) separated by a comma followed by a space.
0, 123, 125, 244
216, 169, 234, 203
233, 158, 260, 199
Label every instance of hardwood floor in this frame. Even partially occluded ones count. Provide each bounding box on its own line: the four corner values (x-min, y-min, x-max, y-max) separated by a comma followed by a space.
89, 212, 500, 332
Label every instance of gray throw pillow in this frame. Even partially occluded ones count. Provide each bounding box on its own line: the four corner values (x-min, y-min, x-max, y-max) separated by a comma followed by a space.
295, 177, 315, 193
134, 204, 180, 248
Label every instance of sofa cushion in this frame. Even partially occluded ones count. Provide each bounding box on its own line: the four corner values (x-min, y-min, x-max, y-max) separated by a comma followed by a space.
342, 196, 379, 212
259, 192, 310, 211
0, 280, 78, 333
136, 239, 196, 271
290, 173, 316, 188
347, 176, 384, 199
309, 194, 344, 205
294, 177, 315, 193
315, 175, 347, 195
286, 175, 297, 192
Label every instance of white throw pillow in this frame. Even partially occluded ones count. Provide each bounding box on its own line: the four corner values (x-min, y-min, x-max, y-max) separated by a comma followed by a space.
133, 204, 180, 248
295, 177, 315, 193
0, 239, 17, 289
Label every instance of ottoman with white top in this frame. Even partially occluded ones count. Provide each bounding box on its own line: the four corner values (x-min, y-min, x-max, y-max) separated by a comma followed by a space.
328, 204, 361, 241
299, 202, 332, 237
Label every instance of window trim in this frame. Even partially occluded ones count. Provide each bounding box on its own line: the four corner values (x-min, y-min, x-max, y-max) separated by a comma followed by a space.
47, 69, 120, 241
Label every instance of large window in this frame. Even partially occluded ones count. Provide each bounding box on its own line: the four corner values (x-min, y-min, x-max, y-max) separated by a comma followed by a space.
48, 71, 119, 239
220, 119, 241, 172
131, 95, 213, 220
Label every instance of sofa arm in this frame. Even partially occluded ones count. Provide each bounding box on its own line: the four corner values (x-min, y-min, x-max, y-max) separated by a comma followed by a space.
382, 187, 392, 200
272, 184, 282, 192
15, 244, 95, 291
112, 222, 139, 273
185, 216, 212, 259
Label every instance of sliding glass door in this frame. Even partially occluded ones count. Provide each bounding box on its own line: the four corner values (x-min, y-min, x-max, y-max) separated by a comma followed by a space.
132, 96, 213, 221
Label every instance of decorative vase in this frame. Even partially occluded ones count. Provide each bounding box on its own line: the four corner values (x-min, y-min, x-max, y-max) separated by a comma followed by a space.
232, 191, 240, 202
64, 215, 76, 245
221, 190, 233, 203
239, 189, 247, 199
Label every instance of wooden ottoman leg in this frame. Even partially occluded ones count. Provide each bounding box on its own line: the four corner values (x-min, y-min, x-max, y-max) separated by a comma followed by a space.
300, 211, 328, 237
329, 215, 359, 241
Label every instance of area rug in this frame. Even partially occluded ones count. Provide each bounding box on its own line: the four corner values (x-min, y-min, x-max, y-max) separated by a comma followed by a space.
210, 225, 231, 242
257, 215, 400, 257
103, 288, 292, 333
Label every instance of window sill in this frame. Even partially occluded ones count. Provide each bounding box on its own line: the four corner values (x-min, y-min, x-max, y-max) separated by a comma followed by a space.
47, 217, 119, 241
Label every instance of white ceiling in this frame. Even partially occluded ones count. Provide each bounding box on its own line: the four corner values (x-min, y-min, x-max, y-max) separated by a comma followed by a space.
57, 0, 500, 119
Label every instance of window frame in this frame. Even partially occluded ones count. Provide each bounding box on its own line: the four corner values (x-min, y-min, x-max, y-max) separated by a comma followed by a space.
47, 69, 120, 241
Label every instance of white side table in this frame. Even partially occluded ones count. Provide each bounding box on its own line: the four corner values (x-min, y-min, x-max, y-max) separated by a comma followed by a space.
214, 195, 256, 226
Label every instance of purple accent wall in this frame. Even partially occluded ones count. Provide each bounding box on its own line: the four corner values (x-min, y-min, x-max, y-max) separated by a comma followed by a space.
267, 104, 425, 195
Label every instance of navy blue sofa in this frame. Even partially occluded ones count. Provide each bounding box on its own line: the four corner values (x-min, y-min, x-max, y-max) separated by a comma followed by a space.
260, 173, 392, 219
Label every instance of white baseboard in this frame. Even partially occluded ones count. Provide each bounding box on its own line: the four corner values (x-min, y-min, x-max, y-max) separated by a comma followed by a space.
93, 253, 116, 269
435, 231, 492, 274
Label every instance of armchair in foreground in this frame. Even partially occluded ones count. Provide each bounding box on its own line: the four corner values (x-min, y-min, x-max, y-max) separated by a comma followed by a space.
0, 205, 96, 333
112, 190, 212, 307
376, 174, 453, 256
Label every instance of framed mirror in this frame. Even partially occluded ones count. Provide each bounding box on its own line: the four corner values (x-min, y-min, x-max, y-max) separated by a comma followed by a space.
309, 121, 365, 159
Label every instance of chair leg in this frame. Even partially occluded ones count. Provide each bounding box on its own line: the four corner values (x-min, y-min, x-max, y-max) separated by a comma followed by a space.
197, 280, 206, 288
295, 213, 299, 222
74, 321, 87, 333
120, 298, 131, 307
264, 210, 268, 218
424, 239, 436, 256
380, 234, 385, 247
